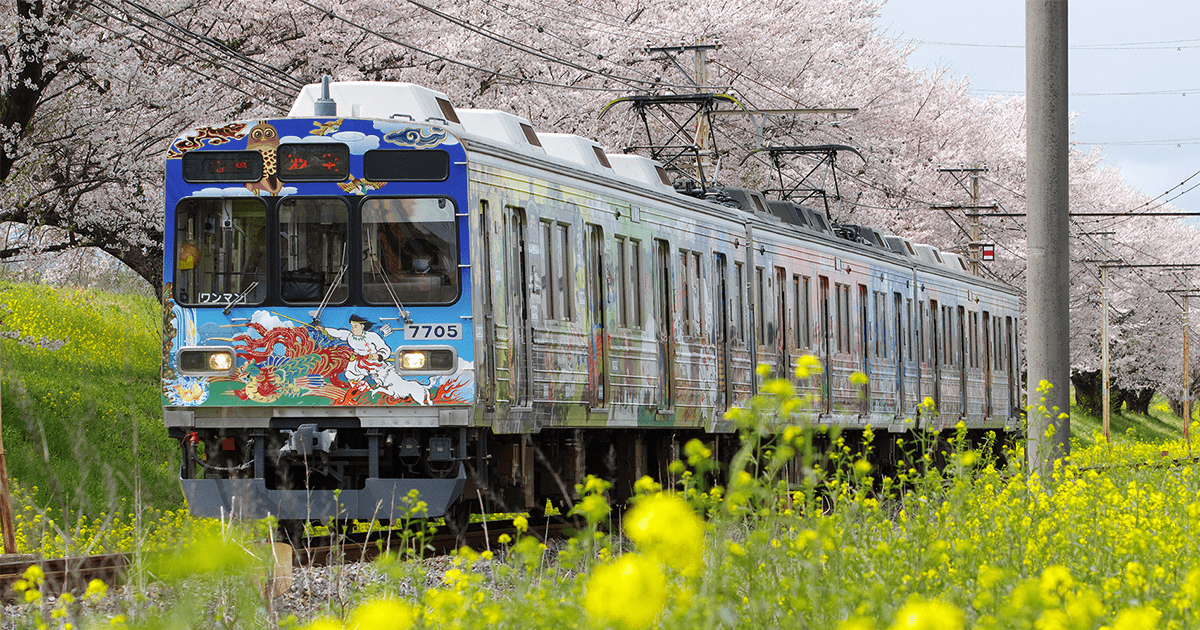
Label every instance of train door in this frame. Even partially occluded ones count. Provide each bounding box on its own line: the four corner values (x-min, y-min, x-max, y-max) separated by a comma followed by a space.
654, 239, 674, 410
929, 299, 941, 413
586, 224, 607, 408
715, 253, 730, 410
983, 311, 993, 418
480, 201, 496, 410
894, 292, 905, 412
859, 284, 870, 413
819, 275, 832, 414
775, 266, 788, 377
504, 206, 532, 407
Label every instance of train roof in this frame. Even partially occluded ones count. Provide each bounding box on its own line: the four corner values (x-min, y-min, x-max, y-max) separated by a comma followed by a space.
286, 80, 1003, 288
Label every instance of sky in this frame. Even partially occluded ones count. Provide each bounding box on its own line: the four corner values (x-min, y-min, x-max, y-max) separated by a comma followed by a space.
875, 1, 1200, 224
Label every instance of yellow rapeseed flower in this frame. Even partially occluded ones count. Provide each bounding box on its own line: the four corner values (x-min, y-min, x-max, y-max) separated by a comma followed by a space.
347, 598, 417, 630
1111, 606, 1161, 630
850, 371, 869, 386
888, 599, 964, 630
301, 617, 343, 630
625, 493, 705, 576
584, 554, 667, 629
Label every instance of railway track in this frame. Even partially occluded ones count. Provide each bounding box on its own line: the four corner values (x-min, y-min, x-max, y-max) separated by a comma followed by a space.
0, 516, 575, 603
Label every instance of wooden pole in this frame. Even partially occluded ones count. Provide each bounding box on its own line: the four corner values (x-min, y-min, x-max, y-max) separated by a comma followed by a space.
0, 336, 17, 553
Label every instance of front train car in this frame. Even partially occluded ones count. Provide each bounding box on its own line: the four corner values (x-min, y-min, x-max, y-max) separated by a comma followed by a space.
162, 83, 473, 525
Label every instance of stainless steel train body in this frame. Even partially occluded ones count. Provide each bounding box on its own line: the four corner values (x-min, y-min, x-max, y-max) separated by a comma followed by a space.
162, 81, 1021, 523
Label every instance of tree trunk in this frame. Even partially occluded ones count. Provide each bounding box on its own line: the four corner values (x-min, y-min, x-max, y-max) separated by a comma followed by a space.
1126, 388, 1155, 415
1070, 370, 1104, 417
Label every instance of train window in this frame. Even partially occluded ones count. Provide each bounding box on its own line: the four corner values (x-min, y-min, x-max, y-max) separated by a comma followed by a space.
792, 275, 803, 350
819, 276, 830, 354
278, 197, 349, 304
801, 276, 812, 349
655, 166, 671, 186
942, 306, 954, 366
181, 150, 263, 183
363, 149, 450, 182
880, 292, 889, 359
680, 253, 692, 336
361, 197, 459, 305
834, 283, 848, 353
775, 267, 787, 351
735, 262, 747, 343
756, 267, 767, 345
542, 220, 557, 321
520, 123, 542, 147
277, 143, 350, 182
592, 146, 613, 169
995, 318, 1004, 370
173, 197, 268, 306
630, 239, 643, 328
559, 224, 574, 321
693, 252, 703, 333
541, 220, 575, 322
907, 298, 915, 362
616, 236, 628, 327
970, 312, 979, 368
435, 97, 461, 124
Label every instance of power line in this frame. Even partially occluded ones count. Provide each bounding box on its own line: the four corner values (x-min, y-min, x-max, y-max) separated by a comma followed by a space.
292, 0, 637, 93
404, 0, 661, 90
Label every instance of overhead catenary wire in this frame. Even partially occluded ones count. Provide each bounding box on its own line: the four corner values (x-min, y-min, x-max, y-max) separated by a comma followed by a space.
293, 0, 648, 94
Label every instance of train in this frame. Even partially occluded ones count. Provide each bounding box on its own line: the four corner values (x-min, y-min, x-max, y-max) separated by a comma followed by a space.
161, 79, 1021, 532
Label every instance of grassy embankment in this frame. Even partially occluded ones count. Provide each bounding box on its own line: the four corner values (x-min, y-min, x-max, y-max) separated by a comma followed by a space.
0, 282, 187, 554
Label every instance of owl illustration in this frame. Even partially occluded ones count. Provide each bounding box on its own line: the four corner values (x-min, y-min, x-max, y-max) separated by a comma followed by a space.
244, 120, 283, 195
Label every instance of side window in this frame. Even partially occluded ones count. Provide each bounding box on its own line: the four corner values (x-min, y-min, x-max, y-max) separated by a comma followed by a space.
629, 238, 643, 329
616, 235, 628, 327
542, 219, 556, 321
756, 267, 767, 345
734, 262, 747, 343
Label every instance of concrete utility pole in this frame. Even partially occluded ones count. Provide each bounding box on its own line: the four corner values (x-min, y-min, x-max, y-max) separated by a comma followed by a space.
1100, 233, 1112, 444
1026, 0, 1071, 473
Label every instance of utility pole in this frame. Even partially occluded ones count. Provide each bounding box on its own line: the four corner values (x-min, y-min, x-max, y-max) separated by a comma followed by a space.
937, 165, 990, 276
1101, 233, 1112, 444
1084, 232, 1115, 444
1026, 0, 1071, 474
1186, 294, 1191, 441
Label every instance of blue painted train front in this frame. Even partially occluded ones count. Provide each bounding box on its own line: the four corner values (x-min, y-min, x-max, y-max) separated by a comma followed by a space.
162, 106, 474, 526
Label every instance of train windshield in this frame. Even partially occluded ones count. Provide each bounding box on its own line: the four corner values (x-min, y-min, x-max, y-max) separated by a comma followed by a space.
279, 197, 349, 303
174, 198, 268, 306
361, 197, 459, 305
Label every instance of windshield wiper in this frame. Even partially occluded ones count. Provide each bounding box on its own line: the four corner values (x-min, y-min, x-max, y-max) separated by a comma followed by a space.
223, 281, 259, 315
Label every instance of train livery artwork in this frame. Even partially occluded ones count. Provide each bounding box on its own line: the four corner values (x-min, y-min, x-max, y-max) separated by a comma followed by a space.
162, 79, 1022, 535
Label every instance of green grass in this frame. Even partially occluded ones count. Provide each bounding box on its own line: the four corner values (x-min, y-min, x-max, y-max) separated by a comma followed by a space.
0, 282, 183, 517
1069, 394, 1191, 448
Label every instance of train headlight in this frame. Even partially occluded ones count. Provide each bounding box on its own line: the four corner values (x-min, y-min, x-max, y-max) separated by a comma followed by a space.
395, 347, 457, 374
178, 347, 237, 375
401, 351, 427, 370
